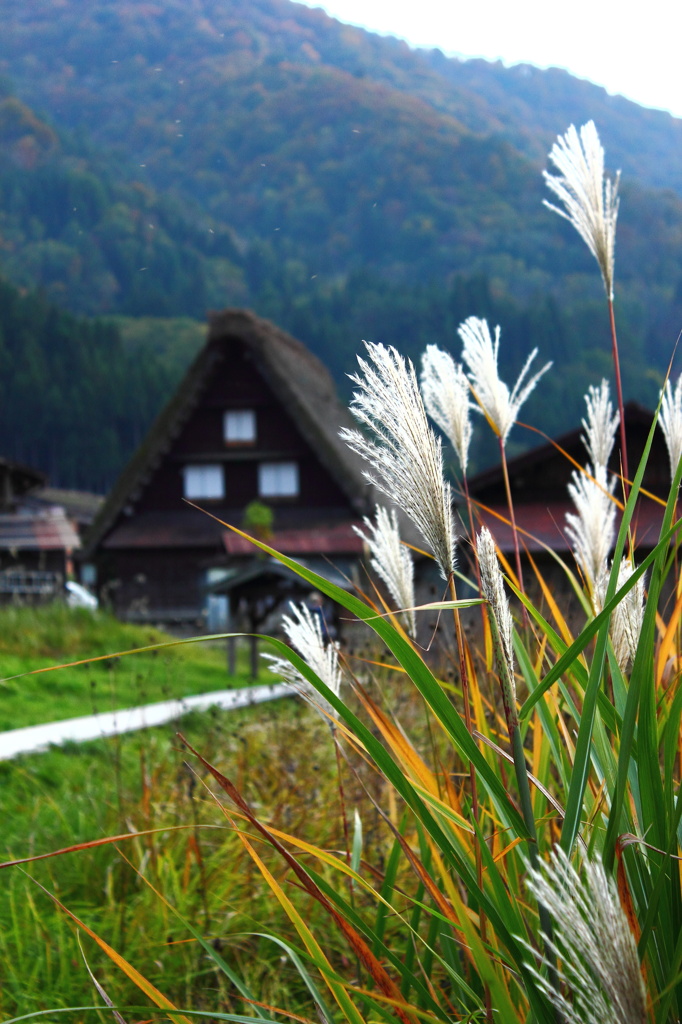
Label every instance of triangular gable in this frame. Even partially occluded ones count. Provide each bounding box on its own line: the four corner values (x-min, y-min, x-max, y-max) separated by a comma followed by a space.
84, 310, 371, 556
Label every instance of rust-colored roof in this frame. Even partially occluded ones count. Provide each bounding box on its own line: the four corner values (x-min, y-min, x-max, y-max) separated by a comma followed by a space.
223, 521, 365, 556
467, 403, 667, 504
476, 499, 666, 555
102, 509, 224, 549
0, 511, 80, 551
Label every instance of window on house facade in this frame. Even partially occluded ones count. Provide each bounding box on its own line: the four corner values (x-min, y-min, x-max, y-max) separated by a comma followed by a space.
258, 461, 299, 498
182, 464, 224, 499
224, 410, 256, 444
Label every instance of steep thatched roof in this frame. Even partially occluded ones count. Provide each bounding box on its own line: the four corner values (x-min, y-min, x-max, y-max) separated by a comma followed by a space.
207, 309, 369, 509
84, 309, 372, 557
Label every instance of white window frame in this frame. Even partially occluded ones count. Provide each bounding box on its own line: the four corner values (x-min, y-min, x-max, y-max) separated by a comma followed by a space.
224, 409, 256, 444
258, 461, 299, 498
182, 464, 224, 500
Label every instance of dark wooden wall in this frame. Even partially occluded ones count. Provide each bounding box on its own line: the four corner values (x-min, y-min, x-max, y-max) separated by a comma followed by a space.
134, 339, 351, 516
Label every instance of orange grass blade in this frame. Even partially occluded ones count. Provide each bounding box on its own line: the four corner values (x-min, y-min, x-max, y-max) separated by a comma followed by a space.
338, 985, 464, 1024
351, 682, 446, 798
26, 874, 192, 1024
0, 633, 241, 681
216, 810, 406, 912
0, 824, 224, 871
527, 551, 576, 649
179, 735, 420, 1024
234, 828, 368, 1024
239, 998, 321, 1024
492, 837, 525, 863
656, 585, 682, 686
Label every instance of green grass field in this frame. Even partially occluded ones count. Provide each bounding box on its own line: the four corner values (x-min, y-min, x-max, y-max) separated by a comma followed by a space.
0, 700, 339, 1019
0, 604, 312, 1019
0, 604, 251, 730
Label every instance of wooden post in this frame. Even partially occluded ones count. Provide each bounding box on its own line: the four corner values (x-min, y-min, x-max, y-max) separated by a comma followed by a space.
249, 635, 259, 679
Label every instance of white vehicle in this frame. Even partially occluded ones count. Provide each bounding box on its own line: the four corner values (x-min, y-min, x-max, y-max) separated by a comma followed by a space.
65, 580, 98, 610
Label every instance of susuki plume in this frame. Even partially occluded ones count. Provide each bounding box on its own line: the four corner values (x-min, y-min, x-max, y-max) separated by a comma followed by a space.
565, 381, 619, 594
340, 342, 456, 581
354, 505, 416, 638
477, 526, 517, 728
544, 121, 620, 300
420, 345, 473, 475
582, 379, 619, 471
565, 472, 616, 594
263, 602, 343, 720
459, 317, 551, 445
596, 558, 646, 672
525, 848, 647, 1024
659, 372, 682, 484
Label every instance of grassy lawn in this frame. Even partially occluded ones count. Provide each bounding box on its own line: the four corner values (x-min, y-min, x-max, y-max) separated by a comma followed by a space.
0, 604, 253, 730
0, 696, 336, 1019
0, 603, 323, 1019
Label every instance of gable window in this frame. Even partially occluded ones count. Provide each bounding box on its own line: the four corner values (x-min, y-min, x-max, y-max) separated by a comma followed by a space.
224, 410, 256, 444
183, 464, 224, 500
258, 461, 299, 498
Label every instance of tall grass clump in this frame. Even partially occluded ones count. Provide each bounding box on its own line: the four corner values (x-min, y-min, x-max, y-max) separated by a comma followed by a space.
3, 120, 681, 1024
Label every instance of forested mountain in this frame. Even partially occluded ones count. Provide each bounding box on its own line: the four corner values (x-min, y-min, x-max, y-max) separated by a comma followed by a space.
1, 0, 682, 487
0, 278, 176, 490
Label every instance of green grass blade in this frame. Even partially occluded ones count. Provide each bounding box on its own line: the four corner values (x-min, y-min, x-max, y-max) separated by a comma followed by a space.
211, 519, 530, 839
560, 412, 661, 854
603, 438, 682, 871
351, 810, 363, 875
246, 933, 335, 1024
519, 531, 671, 721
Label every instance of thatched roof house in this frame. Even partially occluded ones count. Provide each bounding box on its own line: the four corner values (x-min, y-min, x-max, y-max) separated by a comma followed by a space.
83, 310, 374, 624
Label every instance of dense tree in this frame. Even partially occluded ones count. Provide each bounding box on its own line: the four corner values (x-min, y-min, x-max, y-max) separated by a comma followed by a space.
0, 279, 176, 491
0, 0, 680, 488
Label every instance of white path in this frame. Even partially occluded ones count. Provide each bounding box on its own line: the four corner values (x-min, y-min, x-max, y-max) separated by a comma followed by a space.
0, 683, 291, 761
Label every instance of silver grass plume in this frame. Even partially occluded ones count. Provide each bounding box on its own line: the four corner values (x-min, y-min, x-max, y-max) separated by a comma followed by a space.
565, 469, 616, 594
596, 558, 646, 672
566, 381, 619, 594
354, 505, 416, 638
420, 344, 473, 475
340, 342, 456, 581
477, 526, 517, 732
582, 379, 620, 470
659, 372, 682, 484
524, 847, 647, 1024
263, 602, 343, 720
459, 317, 551, 445
544, 121, 620, 301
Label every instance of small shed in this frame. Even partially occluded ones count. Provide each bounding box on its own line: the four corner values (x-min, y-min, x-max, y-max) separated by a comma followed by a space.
207, 558, 350, 677
0, 457, 82, 600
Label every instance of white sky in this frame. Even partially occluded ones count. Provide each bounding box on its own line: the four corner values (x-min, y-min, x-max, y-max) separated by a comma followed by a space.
294, 0, 682, 119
